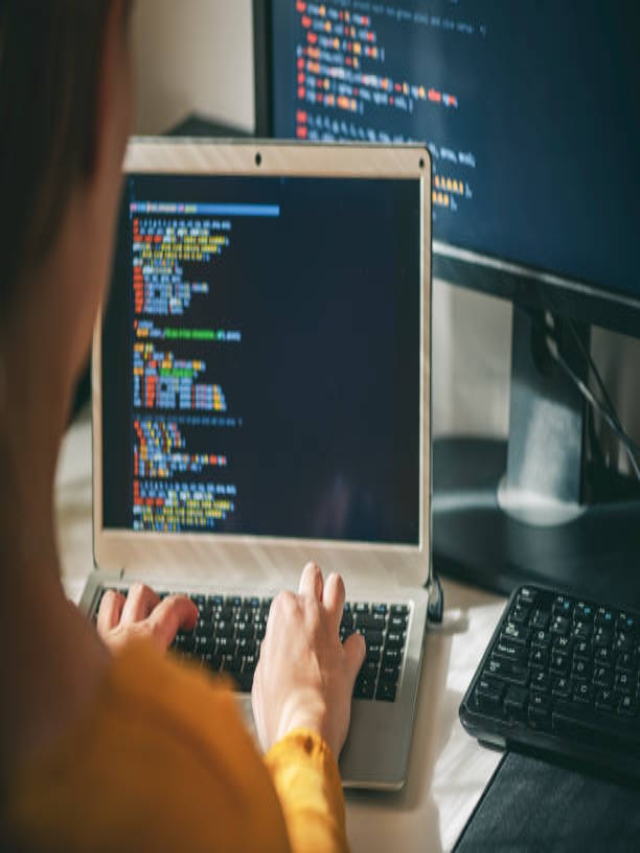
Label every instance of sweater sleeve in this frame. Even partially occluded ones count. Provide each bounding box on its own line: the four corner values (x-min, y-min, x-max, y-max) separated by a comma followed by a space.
3, 643, 350, 853
264, 729, 350, 853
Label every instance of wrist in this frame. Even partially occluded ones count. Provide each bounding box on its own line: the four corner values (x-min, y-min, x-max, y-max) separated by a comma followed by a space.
275, 690, 336, 756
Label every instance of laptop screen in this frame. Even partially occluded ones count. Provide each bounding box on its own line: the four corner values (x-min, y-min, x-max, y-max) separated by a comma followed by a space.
102, 172, 422, 546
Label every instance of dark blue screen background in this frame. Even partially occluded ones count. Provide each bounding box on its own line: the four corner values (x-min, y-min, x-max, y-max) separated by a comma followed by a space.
271, 1, 640, 301
103, 173, 422, 544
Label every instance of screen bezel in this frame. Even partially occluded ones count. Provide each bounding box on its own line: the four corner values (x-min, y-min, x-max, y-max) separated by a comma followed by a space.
92, 138, 433, 591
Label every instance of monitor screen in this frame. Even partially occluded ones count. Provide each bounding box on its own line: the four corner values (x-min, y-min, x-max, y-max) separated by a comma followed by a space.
267, 1, 640, 311
256, 1, 640, 596
102, 172, 422, 545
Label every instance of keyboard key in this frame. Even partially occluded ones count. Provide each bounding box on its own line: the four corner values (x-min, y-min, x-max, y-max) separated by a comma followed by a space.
593, 666, 613, 689
617, 613, 637, 635
551, 676, 572, 699
552, 596, 573, 618
243, 652, 257, 671
573, 640, 591, 661
618, 695, 638, 717
517, 588, 537, 607
380, 663, 400, 682
382, 648, 402, 665
510, 605, 530, 625
572, 621, 593, 640
530, 670, 550, 693
354, 677, 375, 700
362, 629, 384, 646
502, 623, 529, 646
614, 672, 634, 695
572, 683, 593, 704
595, 688, 615, 713
531, 610, 550, 630
485, 658, 529, 686
341, 613, 354, 630
481, 673, 506, 692
376, 682, 397, 702
549, 652, 570, 676
615, 633, 634, 654
572, 659, 591, 681
504, 686, 529, 720
593, 628, 612, 649
389, 614, 408, 631
553, 636, 572, 654
549, 616, 570, 637
528, 693, 552, 729
531, 629, 552, 651
361, 661, 380, 680
230, 672, 254, 693
595, 647, 613, 666
530, 648, 549, 669
475, 675, 505, 709
356, 613, 387, 630
366, 645, 383, 663
574, 602, 594, 622
494, 640, 528, 664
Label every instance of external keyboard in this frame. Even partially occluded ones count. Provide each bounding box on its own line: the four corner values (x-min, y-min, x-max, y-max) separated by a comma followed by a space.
459, 584, 640, 781
94, 588, 409, 702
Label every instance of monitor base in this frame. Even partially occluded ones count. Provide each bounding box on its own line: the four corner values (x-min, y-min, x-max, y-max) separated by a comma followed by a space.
432, 436, 640, 608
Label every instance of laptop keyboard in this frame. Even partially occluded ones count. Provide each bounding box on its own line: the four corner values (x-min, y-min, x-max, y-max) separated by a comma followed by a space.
94, 588, 409, 702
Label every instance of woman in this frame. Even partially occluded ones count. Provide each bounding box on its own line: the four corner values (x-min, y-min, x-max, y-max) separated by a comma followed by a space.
0, 1, 365, 849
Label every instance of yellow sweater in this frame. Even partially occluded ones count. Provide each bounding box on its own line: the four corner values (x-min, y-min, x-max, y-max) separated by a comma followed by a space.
3, 640, 349, 852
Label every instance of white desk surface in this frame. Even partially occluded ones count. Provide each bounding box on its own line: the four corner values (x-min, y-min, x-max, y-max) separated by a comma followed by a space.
55, 409, 506, 853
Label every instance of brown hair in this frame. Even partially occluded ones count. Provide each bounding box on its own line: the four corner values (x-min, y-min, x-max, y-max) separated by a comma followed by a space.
0, 0, 111, 318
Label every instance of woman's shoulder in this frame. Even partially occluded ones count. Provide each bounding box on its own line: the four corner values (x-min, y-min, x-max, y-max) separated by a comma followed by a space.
3, 640, 290, 852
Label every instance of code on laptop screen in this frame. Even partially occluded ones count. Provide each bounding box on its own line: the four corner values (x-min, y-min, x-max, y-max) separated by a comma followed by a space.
102, 173, 422, 545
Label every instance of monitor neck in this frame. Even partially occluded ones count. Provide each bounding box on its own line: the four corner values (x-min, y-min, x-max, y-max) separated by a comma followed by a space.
499, 308, 589, 525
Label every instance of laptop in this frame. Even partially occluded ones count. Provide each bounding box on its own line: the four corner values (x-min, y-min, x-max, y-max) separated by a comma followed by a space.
80, 138, 433, 790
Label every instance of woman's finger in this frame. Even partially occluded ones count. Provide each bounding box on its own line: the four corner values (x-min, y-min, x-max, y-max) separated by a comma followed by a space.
322, 572, 345, 631
147, 596, 198, 649
96, 589, 126, 634
120, 583, 161, 625
298, 561, 323, 601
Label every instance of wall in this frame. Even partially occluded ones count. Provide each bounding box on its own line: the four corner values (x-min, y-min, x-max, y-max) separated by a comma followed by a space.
132, 0, 254, 135
131, 0, 640, 465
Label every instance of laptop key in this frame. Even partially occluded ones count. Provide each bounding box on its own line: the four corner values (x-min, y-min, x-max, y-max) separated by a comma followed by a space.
361, 629, 384, 646
231, 672, 254, 693
380, 663, 400, 682
361, 661, 380, 679
376, 682, 397, 702
354, 677, 375, 700
389, 614, 408, 631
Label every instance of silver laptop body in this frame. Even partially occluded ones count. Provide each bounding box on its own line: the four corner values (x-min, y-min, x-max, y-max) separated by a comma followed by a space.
81, 139, 433, 790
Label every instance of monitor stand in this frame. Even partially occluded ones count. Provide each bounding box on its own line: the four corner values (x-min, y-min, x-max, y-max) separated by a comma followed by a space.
432, 307, 640, 607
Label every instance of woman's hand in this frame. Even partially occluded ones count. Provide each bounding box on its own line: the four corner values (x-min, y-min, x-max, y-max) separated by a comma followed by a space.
96, 583, 198, 653
251, 562, 366, 760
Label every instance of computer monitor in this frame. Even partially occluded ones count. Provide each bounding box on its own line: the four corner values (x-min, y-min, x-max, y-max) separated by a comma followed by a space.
253, 0, 640, 601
